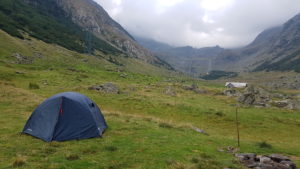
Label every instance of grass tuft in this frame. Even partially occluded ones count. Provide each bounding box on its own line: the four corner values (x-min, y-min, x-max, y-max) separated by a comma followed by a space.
12, 156, 26, 167
159, 122, 173, 128
215, 111, 225, 117
28, 82, 40, 89
168, 161, 186, 169
257, 141, 273, 149
191, 157, 200, 163
105, 146, 118, 152
66, 154, 80, 161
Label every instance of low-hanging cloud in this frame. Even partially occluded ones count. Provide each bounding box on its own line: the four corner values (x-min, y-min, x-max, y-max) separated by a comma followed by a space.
95, 0, 300, 48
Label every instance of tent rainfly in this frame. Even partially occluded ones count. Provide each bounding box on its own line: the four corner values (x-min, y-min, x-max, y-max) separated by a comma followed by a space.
225, 82, 247, 88
22, 92, 107, 142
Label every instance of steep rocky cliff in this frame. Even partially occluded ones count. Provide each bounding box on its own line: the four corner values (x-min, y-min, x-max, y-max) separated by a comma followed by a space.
55, 0, 159, 63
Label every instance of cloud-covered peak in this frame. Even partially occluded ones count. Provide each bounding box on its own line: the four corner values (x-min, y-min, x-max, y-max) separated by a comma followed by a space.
95, 0, 300, 48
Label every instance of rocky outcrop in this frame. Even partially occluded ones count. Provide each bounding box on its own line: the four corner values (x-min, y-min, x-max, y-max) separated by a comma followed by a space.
89, 82, 120, 94
182, 84, 207, 94
237, 85, 271, 107
12, 53, 33, 64
224, 85, 300, 109
235, 153, 296, 169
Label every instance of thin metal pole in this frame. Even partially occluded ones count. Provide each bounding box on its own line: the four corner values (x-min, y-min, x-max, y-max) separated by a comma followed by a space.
236, 107, 240, 147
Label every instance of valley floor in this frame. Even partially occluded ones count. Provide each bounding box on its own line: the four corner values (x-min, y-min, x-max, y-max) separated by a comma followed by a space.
0, 30, 299, 169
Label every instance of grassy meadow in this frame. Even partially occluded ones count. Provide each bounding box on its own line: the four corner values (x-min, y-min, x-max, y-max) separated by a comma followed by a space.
0, 30, 300, 168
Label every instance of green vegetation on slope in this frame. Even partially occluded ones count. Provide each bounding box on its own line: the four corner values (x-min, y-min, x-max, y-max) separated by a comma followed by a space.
200, 70, 238, 80
0, 0, 120, 54
0, 30, 300, 168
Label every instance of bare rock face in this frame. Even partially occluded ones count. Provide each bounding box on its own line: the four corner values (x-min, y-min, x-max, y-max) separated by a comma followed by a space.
55, 0, 160, 63
235, 153, 296, 169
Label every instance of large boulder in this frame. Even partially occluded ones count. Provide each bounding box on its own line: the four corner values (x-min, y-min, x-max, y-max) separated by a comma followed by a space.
237, 85, 271, 107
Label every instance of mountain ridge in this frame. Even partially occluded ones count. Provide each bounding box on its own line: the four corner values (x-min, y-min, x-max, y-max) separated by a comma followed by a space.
137, 12, 300, 74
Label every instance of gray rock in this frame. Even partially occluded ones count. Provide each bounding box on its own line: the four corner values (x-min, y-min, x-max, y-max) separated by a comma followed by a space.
237, 85, 271, 107
273, 100, 289, 108
237, 153, 296, 169
280, 161, 297, 169
260, 156, 272, 163
164, 86, 176, 96
89, 82, 120, 94
15, 71, 25, 74
268, 154, 290, 163
192, 127, 208, 135
120, 73, 128, 78
258, 163, 274, 169
235, 153, 256, 160
286, 100, 300, 110
182, 84, 207, 94
224, 89, 238, 97
12, 53, 33, 64
194, 88, 207, 94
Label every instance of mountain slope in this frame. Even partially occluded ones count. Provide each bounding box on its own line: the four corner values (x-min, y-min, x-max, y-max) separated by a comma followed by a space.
55, 0, 163, 64
215, 13, 300, 72
0, 0, 120, 54
137, 13, 300, 74
0, 0, 171, 68
136, 37, 224, 74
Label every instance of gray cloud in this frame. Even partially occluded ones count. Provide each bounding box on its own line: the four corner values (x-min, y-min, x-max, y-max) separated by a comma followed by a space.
95, 0, 300, 48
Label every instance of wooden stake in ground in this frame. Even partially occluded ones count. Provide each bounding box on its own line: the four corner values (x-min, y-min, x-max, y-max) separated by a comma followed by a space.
236, 106, 240, 147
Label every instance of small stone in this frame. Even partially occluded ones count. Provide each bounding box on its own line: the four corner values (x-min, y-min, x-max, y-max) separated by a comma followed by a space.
15, 71, 25, 74
259, 156, 272, 163
280, 160, 296, 169
120, 73, 128, 78
268, 154, 290, 163
258, 163, 274, 169
235, 153, 256, 160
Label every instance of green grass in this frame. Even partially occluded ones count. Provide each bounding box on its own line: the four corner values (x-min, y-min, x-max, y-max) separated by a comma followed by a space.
0, 0, 121, 54
0, 30, 299, 168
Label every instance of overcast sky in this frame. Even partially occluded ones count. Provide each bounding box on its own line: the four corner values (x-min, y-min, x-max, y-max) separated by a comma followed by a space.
95, 0, 300, 48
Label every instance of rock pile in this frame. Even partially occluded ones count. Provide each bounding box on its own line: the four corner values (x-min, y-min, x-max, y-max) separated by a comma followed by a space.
224, 85, 300, 109
12, 53, 33, 64
235, 153, 296, 169
182, 84, 207, 94
89, 82, 120, 94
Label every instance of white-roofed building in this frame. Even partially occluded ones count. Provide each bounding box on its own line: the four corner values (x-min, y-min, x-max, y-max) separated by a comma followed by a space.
225, 82, 247, 88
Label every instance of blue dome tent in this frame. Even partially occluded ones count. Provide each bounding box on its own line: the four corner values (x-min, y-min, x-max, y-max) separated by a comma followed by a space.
22, 92, 107, 142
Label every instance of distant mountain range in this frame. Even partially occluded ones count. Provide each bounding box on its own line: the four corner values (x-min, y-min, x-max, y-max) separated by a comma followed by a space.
1, 0, 299, 75
136, 37, 224, 74
137, 13, 300, 75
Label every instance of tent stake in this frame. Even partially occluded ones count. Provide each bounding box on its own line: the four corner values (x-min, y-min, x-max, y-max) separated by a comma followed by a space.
236, 106, 240, 147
